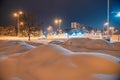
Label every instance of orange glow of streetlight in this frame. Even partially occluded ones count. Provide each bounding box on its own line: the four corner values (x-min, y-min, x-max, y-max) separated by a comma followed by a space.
58, 19, 62, 23
13, 13, 18, 17
54, 19, 62, 24
47, 26, 52, 31
54, 18, 62, 30
20, 22, 24, 26
13, 10, 24, 36
13, 11, 23, 17
109, 27, 114, 30
19, 11, 23, 15
54, 19, 58, 24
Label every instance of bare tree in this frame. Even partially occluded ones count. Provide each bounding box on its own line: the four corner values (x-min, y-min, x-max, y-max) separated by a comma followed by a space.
0, 26, 5, 35
22, 12, 37, 41
6, 25, 16, 36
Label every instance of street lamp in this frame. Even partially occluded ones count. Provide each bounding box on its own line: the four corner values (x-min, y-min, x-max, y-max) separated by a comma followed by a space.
109, 27, 114, 35
55, 19, 58, 25
103, 0, 110, 40
107, 0, 110, 36
104, 22, 109, 26
47, 25, 53, 35
103, 22, 109, 35
20, 22, 24, 26
13, 11, 23, 36
115, 12, 120, 41
116, 12, 120, 17
54, 19, 62, 29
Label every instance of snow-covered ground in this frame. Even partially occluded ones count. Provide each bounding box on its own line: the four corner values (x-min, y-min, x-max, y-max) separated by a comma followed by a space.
0, 38, 120, 80
58, 38, 120, 57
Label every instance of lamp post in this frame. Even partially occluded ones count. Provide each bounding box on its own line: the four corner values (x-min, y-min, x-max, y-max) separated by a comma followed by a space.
107, 0, 110, 36
47, 25, 53, 35
13, 11, 23, 36
115, 12, 120, 41
102, 0, 110, 41
103, 22, 109, 35
54, 19, 62, 34
20, 22, 24, 26
109, 27, 114, 35
54, 19, 62, 29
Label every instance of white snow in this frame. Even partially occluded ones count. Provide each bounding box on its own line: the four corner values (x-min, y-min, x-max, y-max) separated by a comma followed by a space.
74, 52, 120, 63
49, 44, 120, 63
38, 40, 52, 44
10, 77, 22, 80
0, 38, 119, 80
92, 74, 119, 80
49, 44, 73, 55
0, 56, 8, 61
17, 40, 36, 49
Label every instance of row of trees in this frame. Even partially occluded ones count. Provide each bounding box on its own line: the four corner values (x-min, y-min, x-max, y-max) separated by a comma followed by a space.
0, 12, 44, 41
0, 25, 42, 37
0, 25, 16, 36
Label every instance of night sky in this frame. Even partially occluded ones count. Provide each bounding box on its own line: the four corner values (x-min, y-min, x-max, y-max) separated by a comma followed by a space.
0, 0, 120, 29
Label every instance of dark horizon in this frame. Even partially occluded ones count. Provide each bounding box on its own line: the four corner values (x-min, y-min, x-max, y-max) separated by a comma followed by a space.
0, 0, 120, 29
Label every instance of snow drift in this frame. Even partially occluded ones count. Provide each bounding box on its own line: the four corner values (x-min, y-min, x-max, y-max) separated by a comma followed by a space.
0, 40, 35, 57
58, 38, 120, 57
0, 44, 119, 80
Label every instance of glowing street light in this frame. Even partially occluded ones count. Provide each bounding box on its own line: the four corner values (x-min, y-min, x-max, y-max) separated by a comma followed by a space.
20, 22, 24, 26
106, 0, 110, 36
54, 19, 58, 24
104, 22, 109, 26
103, 22, 109, 36
13, 10, 23, 36
54, 19, 62, 29
58, 19, 62, 24
47, 25, 53, 35
116, 12, 120, 17
115, 12, 120, 41
13, 13, 18, 17
47, 26, 52, 31
19, 11, 23, 15
109, 27, 114, 30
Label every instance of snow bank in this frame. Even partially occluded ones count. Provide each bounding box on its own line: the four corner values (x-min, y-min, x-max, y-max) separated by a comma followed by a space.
49, 40, 64, 45
59, 38, 120, 57
112, 42, 120, 50
25, 41, 43, 46
39, 40, 52, 44
63, 38, 117, 50
0, 44, 119, 80
0, 40, 35, 57
92, 74, 119, 80
74, 52, 120, 63
49, 44, 73, 55
17, 40, 35, 49
50, 44, 120, 62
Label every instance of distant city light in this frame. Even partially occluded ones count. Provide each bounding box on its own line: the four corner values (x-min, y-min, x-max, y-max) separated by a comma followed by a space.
58, 19, 62, 23
19, 11, 23, 15
54, 18, 62, 30
20, 22, 24, 26
13, 10, 24, 36
116, 12, 120, 17
104, 22, 109, 26
109, 27, 114, 30
54, 19, 58, 24
54, 19, 62, 25
47, 25, 53, 31
13, 13, 18, 17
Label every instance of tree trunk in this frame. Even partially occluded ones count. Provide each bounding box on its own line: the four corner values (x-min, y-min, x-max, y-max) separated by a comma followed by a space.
28, 26, 31, 41
28, 34, 30, 41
